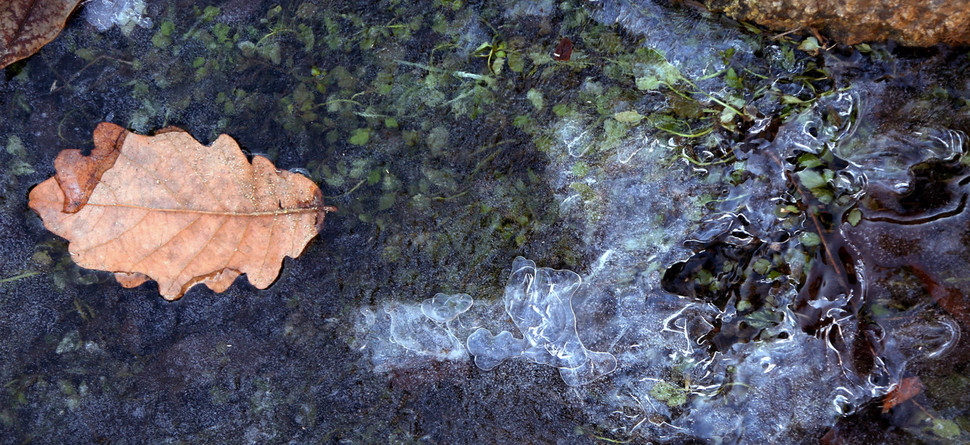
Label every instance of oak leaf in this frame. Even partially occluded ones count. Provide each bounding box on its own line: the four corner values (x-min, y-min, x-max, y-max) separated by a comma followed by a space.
1, 0, 81, 69
28, 122, 335, 300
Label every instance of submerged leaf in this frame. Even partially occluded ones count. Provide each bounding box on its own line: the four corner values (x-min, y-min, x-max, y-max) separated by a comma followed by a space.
0, 0, 81, 69
552, 37, 572, 61
881, 376, 923, 413
28, 123, 335, 300
613, 110, 643, 124
796, 169, 827, 189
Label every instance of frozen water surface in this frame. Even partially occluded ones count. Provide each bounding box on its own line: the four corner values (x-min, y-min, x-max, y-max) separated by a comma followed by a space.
2, 0, 970, 443
466, 256, 618, 386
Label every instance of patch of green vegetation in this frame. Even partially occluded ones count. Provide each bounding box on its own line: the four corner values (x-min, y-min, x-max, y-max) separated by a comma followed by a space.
649, 380, 688, 407
4, 135, 34, 176
930, 419, 961, 440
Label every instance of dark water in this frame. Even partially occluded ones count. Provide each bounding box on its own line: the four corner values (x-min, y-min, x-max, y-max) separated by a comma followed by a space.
1, 0, 970, 443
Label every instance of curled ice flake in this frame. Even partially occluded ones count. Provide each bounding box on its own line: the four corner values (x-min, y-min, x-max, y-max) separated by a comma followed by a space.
466, 257, 617, 386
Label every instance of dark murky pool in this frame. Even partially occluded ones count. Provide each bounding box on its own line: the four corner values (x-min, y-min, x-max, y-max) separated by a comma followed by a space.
2, 0, 970, 443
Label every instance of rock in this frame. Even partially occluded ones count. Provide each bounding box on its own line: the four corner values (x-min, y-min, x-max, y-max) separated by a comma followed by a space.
702, 0, 970, 46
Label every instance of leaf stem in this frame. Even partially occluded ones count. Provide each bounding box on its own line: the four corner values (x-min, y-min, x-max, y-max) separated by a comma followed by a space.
0, 271, 40, 284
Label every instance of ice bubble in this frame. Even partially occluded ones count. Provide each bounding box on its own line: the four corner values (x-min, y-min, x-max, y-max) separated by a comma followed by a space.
466, 257, 617, 386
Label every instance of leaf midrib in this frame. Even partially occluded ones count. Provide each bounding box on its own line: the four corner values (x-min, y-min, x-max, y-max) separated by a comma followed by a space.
84, 202, 325, 216
31, 198, 325, 217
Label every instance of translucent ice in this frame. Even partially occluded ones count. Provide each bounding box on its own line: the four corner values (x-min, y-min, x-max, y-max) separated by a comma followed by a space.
387, 304, 464, 360
466, 257, 617, 386
421, 292, 473, 324
356, 293, 474, 372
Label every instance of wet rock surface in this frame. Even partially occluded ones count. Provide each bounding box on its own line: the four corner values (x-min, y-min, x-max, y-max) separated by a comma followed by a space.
703, 0, 970, 46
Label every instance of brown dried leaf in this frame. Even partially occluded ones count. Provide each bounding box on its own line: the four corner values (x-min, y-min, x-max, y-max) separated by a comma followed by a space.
0, 0, 81, 69
28, 122, 335, 300
882, 376, 923, 414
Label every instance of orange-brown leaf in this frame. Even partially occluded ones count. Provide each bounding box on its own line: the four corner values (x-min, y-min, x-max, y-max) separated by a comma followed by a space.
0, 0, 81, 69
28, 122, 335, 300
882, 376, 923, 414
